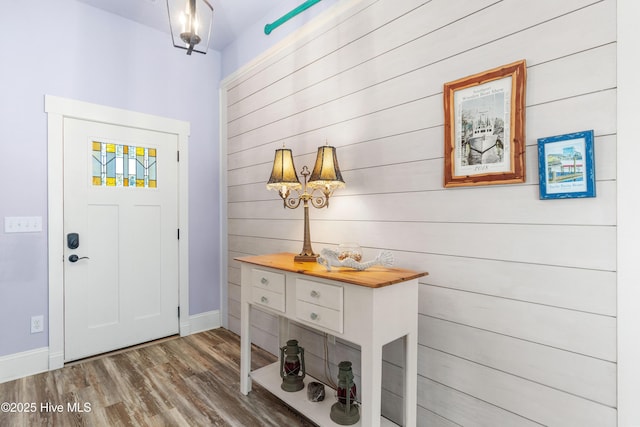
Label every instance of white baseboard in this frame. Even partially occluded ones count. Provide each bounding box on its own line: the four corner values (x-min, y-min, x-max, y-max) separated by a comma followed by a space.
0, 347, 49, 384
49, 350, 64, 371
179, 319, 191, 336
1, 311, 220, 384
189, 310, 221, 334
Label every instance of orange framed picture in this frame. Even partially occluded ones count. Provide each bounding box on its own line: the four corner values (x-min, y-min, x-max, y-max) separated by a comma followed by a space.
443, 60, 527, 187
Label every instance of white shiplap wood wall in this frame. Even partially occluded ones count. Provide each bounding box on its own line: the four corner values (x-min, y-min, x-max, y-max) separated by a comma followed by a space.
222, 0, 617, 425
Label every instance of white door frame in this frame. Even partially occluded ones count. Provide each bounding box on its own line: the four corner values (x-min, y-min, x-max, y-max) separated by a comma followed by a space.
45, 95, 190, 370
617, 2, 640, 424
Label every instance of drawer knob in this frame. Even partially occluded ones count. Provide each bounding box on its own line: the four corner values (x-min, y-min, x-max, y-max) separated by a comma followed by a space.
310, 290, 320, 298
261, 296, 268, 304
261, 277, 269, 285
310, 312, 319, 321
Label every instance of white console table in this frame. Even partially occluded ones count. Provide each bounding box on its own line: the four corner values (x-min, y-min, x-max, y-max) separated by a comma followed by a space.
236, 253, 427, 427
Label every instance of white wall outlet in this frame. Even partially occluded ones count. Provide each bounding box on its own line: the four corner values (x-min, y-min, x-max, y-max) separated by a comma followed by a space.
327, 333, 336, 345
5, 216, 43, 233
31, 315, 44, 333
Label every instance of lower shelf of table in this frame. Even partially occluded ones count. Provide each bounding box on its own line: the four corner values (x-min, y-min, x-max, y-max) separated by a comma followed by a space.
250, 362, 399, 427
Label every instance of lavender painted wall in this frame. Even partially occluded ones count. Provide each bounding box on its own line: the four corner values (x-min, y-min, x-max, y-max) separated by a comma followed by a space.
0, 0, 220, 357
221, 0, 341, 78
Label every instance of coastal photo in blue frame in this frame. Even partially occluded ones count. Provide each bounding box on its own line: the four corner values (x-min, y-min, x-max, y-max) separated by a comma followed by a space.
538, 130, 595, 199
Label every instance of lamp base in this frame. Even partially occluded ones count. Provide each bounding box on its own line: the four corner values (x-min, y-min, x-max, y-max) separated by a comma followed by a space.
330, 402, 360, 425
294, 253, 319, 263
281, 377, 305, 392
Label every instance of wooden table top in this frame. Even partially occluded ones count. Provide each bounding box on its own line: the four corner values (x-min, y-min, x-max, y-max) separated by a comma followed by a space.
235, 252, 428, 288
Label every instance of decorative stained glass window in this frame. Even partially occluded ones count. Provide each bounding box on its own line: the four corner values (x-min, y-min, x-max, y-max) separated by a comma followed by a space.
92, 141, 157, 188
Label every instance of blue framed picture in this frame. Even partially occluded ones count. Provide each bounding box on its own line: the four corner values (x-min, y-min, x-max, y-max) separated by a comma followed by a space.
538, 130, 595, 199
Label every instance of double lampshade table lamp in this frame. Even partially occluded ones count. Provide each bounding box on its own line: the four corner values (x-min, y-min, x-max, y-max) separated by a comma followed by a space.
267, 144, 359, 425
267, 144, 345, 262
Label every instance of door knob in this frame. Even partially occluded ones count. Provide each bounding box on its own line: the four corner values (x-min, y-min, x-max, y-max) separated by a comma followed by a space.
68, 254, 90, 262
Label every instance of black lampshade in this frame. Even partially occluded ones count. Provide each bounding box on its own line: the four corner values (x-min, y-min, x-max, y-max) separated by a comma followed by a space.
267, 149, 302, 191
308, 145, 345, 191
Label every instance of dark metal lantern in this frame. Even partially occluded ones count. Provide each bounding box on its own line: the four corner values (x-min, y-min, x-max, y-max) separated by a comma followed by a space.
167, 0, 213, 55
280, 339, 306, 392
330, 360, 359, 425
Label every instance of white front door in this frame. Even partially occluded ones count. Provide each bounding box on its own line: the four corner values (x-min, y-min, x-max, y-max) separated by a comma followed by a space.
63, 117, 180, 362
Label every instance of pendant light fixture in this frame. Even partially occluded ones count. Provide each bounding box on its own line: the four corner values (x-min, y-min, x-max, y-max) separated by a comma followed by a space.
167, 0, 213, 55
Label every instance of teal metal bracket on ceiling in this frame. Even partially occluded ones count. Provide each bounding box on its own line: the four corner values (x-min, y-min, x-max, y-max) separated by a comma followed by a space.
264, 0, 322, 35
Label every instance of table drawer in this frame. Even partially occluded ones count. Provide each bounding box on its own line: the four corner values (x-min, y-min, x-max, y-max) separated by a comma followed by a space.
251, 268, 285, 294
296, 279, 343, 311
252, 287, 285, 313
296, 300, 343, 334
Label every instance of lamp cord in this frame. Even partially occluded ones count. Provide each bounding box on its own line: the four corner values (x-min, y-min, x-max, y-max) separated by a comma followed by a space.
324, 333, 337, 389
323, 333, 363, 405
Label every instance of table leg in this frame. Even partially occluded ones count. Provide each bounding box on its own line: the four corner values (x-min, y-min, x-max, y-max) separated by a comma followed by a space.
240, 299, 251, 395
278, 316, 289, 348
360, 341, 383, 427
404, 332, 418, 426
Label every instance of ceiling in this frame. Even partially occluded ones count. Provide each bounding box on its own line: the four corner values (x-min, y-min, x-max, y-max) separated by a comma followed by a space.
75, 0, 278, 51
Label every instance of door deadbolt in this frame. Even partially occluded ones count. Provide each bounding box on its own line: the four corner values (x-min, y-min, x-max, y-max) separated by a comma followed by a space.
67, 233, 80, 249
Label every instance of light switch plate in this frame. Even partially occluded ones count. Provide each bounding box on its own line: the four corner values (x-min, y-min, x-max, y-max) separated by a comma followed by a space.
4, 216, 43, 233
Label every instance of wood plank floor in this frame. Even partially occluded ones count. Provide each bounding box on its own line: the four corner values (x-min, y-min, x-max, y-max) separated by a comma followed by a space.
0, 328, 316, 426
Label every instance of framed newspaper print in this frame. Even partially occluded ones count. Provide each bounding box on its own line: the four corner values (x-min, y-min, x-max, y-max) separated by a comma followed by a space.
538, 130, 596, 199
443, 60, 527, 187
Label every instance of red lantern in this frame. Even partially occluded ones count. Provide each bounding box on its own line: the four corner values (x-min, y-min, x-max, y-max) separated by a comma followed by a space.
280, 339, 305, 392
330, 361, 359, 425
